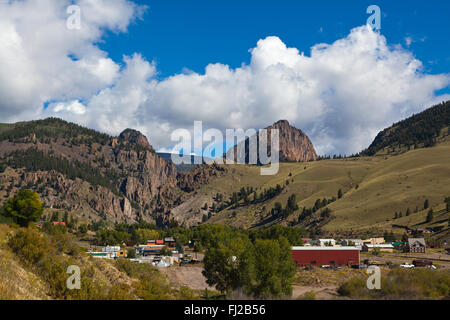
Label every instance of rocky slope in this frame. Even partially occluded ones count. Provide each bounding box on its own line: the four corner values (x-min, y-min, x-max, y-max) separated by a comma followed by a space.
226, 120, 317, 163
0, 118, 225, 226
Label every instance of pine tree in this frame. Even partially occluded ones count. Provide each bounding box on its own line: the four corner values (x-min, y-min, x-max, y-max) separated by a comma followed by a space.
426, 208, 433, 223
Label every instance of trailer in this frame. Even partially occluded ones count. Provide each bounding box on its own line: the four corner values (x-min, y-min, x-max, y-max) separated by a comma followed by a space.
412, 260, 432, 267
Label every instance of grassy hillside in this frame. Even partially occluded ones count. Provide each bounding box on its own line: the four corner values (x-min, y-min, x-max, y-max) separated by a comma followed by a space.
0, 224, 201, 300
361, 101, 450, 156
179, 136, 450, 237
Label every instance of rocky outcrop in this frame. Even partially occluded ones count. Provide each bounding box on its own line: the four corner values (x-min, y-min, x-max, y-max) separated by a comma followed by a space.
119, 128, 154, 151
177, 164, 227, 192
0, 169, 136, 224
226, 120, 317, 163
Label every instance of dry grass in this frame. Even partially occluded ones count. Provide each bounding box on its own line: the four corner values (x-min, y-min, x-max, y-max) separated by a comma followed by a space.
293, 267, 367, 287
0, 225, 50, 300
185, 137, 450, 233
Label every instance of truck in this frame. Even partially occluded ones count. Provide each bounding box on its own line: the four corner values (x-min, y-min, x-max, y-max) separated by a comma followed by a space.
399, 262, 414, 268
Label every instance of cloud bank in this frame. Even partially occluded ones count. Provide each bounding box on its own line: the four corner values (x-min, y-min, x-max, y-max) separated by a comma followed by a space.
1, 0, 449, 155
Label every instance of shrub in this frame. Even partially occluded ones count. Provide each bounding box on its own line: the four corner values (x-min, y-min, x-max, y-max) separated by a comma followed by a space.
8, 228, 49, 265
338, 269, 450, 299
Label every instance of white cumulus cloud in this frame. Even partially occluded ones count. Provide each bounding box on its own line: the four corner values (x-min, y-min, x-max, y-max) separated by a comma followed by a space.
0, 0, 144, 122
0, 1, 448, 156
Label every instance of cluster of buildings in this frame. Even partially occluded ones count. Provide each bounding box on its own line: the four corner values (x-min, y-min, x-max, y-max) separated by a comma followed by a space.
88, 246, 128, 259
291, 237, 428, 267
88, 237, 197, 267
135, 237, 177, 256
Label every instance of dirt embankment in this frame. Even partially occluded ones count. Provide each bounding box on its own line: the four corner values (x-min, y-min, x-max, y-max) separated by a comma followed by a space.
159, 265, 216, 291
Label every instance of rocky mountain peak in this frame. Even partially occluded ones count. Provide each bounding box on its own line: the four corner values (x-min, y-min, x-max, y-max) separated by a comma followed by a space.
119, 129, 154, 151
268, 120, 317, 162
227, 120, 317, 163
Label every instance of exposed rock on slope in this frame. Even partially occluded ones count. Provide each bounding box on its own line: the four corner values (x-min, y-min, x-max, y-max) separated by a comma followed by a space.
226, 120, 317, 163
177, 164, 227, 192
0, 118, 229, 226
119, 128, 154, 151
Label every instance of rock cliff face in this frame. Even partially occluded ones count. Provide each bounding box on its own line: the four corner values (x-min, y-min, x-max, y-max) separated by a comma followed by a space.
226, 120, 317, 163
0, 169, 135, 224
177, 164, 227, 192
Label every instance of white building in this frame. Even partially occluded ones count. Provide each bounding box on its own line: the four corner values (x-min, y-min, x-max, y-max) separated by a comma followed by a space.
319, 239, 336, 247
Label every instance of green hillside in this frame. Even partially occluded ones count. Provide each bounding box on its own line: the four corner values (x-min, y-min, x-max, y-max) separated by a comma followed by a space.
361, 101, 450, 156
186, 136, 450, 237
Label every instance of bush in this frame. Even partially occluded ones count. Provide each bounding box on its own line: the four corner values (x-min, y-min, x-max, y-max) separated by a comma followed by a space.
338, 269, 450, 299
7, 228, 107, 299
114, 259, 174, 300
127, 248, 136, 259
8, 228, 50, 265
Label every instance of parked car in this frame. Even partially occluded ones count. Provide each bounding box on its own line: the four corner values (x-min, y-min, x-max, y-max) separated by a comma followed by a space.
400, 262, 414, 268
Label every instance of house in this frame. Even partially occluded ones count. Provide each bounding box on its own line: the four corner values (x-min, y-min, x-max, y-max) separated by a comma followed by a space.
405, 238, 426, 253
362, 243, 394, 253
342, 239, 363, 250
291, 247, 359, 267
301, 238, 315, 246
392, 241, 405, 250
319, 239, 336, 247
164, 237, 176, 247
363, 237, 385, 245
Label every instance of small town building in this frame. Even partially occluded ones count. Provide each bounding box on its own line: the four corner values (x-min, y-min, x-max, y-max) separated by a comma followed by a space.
392, 241, 405, 250
405, 238, 426, 253
301, 238, 315, 246
342, 239, 364, 250
102, 246, 121, 253
291, 246, 359, 267
319, 239, 336, 247
89, 252, 113, 259
164, 237, 176, 247
363, 237, 385, 245
362, 243, 394, 253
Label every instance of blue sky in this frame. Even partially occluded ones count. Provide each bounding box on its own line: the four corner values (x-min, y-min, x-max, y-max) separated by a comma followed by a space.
101, 0, 450, 88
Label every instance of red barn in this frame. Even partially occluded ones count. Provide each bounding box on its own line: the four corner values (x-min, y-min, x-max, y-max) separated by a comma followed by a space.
291, 247, 359, 267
